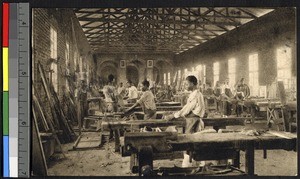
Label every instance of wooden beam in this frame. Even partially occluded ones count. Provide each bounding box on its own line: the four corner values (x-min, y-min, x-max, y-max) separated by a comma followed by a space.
77, 17, 241, 26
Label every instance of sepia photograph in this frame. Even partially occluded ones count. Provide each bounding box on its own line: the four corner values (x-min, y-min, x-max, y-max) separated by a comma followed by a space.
31, 5, 297, 177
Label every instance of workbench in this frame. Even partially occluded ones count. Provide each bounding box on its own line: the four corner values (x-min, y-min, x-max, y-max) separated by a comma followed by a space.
102, 116, 252, 152
121, 131, 297, 176
124, 105, 182, 112
124, 101, 181, 108
241, 98, 281, 117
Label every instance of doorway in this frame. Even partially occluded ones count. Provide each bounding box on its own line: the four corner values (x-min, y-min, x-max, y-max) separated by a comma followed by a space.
126, 65, 139, 87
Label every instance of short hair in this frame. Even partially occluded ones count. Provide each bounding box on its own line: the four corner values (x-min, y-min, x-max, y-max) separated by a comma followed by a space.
142, 80, 150, 88
186, 75, 198, 85
108, 74, 115, 82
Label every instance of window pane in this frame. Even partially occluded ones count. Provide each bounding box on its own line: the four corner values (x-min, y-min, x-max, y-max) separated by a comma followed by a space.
213, 62, 219, 75
249, 53, 258, 72
168, 72, 171, 85
228, 58, 236, 73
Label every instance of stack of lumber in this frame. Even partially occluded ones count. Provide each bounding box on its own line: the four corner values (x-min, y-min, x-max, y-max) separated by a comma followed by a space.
36, 61, 76, 143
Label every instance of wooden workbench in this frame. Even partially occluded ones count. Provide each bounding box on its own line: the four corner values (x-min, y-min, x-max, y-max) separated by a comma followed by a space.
124, 105, 182, 112
102, 116, 252, 152
124, 101, 181, 108
122, 131, 297, 176
101, 117, 251, 132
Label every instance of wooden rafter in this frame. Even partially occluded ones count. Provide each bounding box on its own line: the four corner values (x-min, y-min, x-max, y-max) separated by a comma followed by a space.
74, 7, 274, 54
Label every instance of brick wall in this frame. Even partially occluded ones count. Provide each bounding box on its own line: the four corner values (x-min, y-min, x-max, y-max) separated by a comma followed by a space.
32, 8, 94, 126
174, 8, 296, 90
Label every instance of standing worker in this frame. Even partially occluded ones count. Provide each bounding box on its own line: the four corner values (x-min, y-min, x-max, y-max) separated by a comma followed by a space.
125, 80, 157, 119
163, 75, 205, 167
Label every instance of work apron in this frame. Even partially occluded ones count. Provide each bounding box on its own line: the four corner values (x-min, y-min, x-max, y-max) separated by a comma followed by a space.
143, 108, 157, 120
184, 112, 204, 134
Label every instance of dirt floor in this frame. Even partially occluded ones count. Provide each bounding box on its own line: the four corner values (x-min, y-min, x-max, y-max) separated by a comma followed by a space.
47, 122, 297, 176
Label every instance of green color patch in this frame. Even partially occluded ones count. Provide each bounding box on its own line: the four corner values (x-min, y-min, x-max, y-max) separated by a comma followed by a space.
3, 92, 9, 135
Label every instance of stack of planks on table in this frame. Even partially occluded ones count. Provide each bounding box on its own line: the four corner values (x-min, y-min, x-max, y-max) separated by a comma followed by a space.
37, 61, 76, 143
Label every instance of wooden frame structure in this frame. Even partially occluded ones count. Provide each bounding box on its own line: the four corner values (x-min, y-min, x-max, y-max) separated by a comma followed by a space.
74, 8, 274, 54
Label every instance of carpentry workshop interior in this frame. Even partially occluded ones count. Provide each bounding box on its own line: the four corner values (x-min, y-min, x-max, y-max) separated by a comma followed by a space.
31, 6, 297, 176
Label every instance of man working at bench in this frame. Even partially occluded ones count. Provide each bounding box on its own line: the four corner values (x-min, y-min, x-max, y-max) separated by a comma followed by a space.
125, 80, 157, 120
163, 75, 205, 167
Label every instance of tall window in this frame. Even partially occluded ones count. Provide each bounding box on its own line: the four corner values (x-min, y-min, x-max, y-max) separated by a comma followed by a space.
196, 65, 202, 83
249, 53, 259, 96
163, 73, 166, 85
50, 27, 58, 92
167, 72, 171, 85
213, 62, 219, 87
228, 58, 236, 87
178, 70, 181, 80
277, 46, 292, 89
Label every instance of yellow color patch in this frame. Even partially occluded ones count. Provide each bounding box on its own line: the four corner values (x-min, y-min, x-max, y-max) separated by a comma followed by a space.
3, 47, 9, 91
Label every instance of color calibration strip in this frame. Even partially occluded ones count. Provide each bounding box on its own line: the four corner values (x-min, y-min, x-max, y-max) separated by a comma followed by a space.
2, 2, 10, 177
2, 3, 29, 177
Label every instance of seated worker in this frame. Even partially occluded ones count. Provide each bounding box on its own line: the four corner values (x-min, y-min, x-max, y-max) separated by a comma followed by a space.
234, 78, 250, 115
220, 78, 236, 115
165, 85, 174, 101
213, 81, 222, 111
203, 82, 214, 96
163, 75, 205, 167
126, 80, 139, 103
234, 78, 250, 100
125, 80, 157, 120
213, 81, 222, 97
203, 82, 217, 111
103, 74, 118, 112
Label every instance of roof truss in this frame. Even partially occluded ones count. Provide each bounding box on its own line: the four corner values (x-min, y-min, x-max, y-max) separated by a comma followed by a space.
74, 7, 274, 54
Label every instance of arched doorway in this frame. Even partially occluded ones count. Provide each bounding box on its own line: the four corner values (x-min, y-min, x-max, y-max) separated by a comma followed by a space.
99, 65, 117, 87
153, 67, 160, 84
126, 65, 139, 87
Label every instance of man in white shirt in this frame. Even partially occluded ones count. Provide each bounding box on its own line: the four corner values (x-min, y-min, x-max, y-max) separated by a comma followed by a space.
125, 80, 157, 119
163, 75, 205, 167
126, 80, 139, 103
103, 74, 118, 112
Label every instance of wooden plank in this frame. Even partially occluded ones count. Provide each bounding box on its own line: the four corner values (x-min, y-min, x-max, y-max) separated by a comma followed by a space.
38, 62, 75, 142
32, 109, 48, 176
73, 132, 102, 149
101, 117, 249, 131
33, 94, 65, 157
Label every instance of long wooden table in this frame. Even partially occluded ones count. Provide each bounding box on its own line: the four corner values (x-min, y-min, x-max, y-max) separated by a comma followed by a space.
121, 131, 297, 176
124, 106, 182, 112
124, 101, 181, 108
102, 116, 252, 152
101, 117, 252, 132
